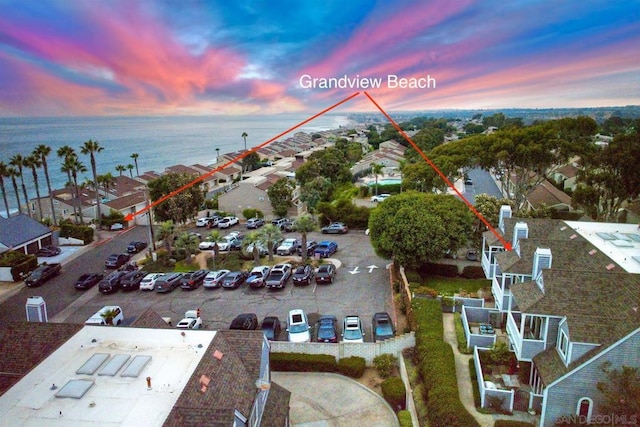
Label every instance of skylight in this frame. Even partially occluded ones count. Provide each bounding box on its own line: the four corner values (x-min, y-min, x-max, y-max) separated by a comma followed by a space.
121, 355, 152, 378
76, 353, 110, 375
596, 232, 616, 240
55, 379, 94, 399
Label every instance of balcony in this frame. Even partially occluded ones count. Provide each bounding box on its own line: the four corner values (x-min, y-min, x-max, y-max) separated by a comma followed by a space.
491, 275, 513, 312
506, 312, 546, 361
482, 250, 496, 279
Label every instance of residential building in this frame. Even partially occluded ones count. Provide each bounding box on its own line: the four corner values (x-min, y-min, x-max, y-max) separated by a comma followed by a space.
0, 214, 53, 255
479, 206, 640, 426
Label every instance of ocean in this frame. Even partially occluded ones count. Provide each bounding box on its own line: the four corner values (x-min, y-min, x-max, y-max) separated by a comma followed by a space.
0, 114, 352, 214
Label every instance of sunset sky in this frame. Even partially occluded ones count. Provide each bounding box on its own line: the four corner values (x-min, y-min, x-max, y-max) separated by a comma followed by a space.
0, 0, 638, 116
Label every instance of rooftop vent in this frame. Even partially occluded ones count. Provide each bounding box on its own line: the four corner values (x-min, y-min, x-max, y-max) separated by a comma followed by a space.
214, 350, 223, 360
570, 234, 577, 240
606, 263, 615, 271
498, 205, 512, 233
589, 249, 597, 256
533, 247, 552, 279
513, 222, 529, 250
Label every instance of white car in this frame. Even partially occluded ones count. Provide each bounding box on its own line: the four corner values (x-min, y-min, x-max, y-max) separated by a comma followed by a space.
199, 240, 217, 250
342, 315, 365, 343
218, 235, 241, 251
218, 216, 239, 229
276, 238, 299, 256
176, 310, 203, 329
203, 269, 230, 289
139, 273, 163, 291
196, 217, 214, 227
287, 309, 311, 343
370, 193, 391, 202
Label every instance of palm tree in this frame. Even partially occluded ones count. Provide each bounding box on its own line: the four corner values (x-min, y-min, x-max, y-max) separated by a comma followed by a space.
57, 145, 78, 221
126, 164, 134, 178
157, 220, 176, 255
175, 232, 200, 264
293, 215, 317, 263
100, 307, 120, 325
242, 132, 248, 151
242, 231, 262, 266
0, 162, 11, 218
7, 167, 21, 215
24, 155, 44, 221
34, 145, 58, 225
205, 230, 225, 269
372, 163, 384, 196
81, 140, 104, 227
130, 153, 139, 176
61, 156, 87, 223
258, 224, 282, 262
115, 164, 126, 176
98, 172, 115, 199
215, 147, 220, 163
9, 154, 30, 218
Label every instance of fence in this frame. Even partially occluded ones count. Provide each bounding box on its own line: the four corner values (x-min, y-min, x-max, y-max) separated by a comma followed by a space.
473, 346, 515, 412
270, 332, 415, 365
461, 305, 499, 350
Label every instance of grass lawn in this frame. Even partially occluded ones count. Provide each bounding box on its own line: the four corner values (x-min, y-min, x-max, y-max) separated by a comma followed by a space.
409, 275, 488, 296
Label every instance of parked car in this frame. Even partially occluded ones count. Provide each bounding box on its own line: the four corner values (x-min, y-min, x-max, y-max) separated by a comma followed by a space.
465, 249, 478, 261
287, 309, 311, 343
105, 253, 131, 269
276, 238, 299, 255
180, 269, 209, 290
314, 241, 338, 258
372, 312, 395, 342
176, 310, 203, 329
245, 217, 265, 229
244, 237, 283, 257
139, 272, 163, 291
265, 263, 292, 289
342, 315, 365, 343
196, 216, 219, 227
297, 240, 318, 256
315, 263, 336, 284
282, 219, 295, 232
321, 222, 348, 234
316, 315, 338, 343
155, 272, 183, 293
261, 316, 281, 341
229, 313, 258, 330
203, 269, 230, 289
199, 239, 218, 250
25, 263, 62, 287
221, 270, 249, 289
98, 270, 127, 294
464, 177, 473, 186
119, 270, 146, 291
370, 193, 391, 202
126, 241, 147, 253
271, 218, 288, 230
218, 216, 239, 229
246, 265, 271, 288
292, 264, 315, 286
36, 245, 61, 257
74, 272, 104, 290
217, 235, 243, 251
110, 223, 124, 231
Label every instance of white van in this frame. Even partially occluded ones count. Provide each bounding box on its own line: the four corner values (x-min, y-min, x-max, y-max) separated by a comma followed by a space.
85, 305, 124, 326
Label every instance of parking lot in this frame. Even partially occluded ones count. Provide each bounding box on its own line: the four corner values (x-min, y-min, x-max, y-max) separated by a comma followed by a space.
53, 226, 394, 342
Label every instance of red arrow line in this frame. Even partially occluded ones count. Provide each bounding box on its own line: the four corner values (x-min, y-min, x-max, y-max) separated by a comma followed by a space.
363, 92, 512, 251
125, 92, 361, 222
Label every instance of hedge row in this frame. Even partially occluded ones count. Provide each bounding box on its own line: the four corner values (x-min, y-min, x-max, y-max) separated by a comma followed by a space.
418, 263, 459, 277
270, 352, 337, 372
413, 298, 480, 427
461, 265, 485, 279
60, 223, 94, 244
381, 376, 406, 412
398, 410, 413, 427
337, 356, 366, 378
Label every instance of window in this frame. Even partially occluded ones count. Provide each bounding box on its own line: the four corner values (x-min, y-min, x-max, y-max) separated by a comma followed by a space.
576, 397, 592, 422
558, 329, 569, 359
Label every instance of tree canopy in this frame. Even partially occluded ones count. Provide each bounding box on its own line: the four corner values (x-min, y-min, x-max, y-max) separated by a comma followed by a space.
368, 192, 473, 268
267, 178, 295, 217
148, 172, 205, 224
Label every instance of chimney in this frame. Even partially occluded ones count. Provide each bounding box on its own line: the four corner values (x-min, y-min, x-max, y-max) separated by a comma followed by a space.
512, 222, 529, 250
532, 247, 552, 279
498, 205, 512, 233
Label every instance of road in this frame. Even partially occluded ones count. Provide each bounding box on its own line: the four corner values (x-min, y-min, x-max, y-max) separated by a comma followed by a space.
1, 226, 393, 342
463, 167, 504, 204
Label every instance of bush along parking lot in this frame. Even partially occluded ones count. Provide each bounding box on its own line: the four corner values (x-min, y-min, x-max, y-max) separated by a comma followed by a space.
412, 298, 480, 427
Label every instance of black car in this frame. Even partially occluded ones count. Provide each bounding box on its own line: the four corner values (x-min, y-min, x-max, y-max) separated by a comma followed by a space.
180, 269, 209, 290
98, 271, 127, 294
261, 316, 281, 341
372, 312, 396, 342
75, 273, 104, 290
105, 253, 131, 269
127, 241, 147, 253
221, 271, 249, 289
292, 264, 314, 286
316, 315, 338, 343
297, 240, 318, 256
155, 272, 183, 293
229, 313, 258, 330
37, 245, 61, 257
120, 270, 146, 291
315, 263, 336, 284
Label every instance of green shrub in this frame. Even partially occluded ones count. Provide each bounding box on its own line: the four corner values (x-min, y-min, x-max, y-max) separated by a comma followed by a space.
242, 208, 264, 219
454, 313, 471, 354
10, 255, 39, 282
204, 197, 218, 210
381, 377, 406, 411
398, 410, 412, 427
469, 359, 481, 407
359, 186, 370, 197
404, 270, 423, 284
337, 356, 365, 378
0, 250, 33, 267
270, 353, 337, 373
59, 222, 94, 244
414, 286, 439, 297
461, 265, 485, 279
373, 354, 398, 379
494, 421, 535, 427
419, 262, 459, 277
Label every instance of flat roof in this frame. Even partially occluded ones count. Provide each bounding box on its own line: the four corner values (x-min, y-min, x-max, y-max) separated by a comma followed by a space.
0, 326, 217, 426
566, 221, 640, 274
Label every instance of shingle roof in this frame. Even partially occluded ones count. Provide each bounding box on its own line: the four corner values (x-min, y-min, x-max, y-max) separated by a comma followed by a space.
0, 322, 82, 397
104, 191, 147, 211
163, 330, 274, 427
260, 381, 291, 427
526, 179, 572, 209
129, 307, 172, 329
0, 214, 52, 248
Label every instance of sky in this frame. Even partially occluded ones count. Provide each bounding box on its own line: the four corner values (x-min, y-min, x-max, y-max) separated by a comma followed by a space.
0, 0, 638, 116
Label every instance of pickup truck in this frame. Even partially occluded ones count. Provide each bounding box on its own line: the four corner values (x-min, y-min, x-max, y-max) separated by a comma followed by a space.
25, 263, 62, 287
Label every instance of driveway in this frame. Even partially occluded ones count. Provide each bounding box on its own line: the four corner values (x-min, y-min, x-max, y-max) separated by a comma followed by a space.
271, 372, 399, 427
